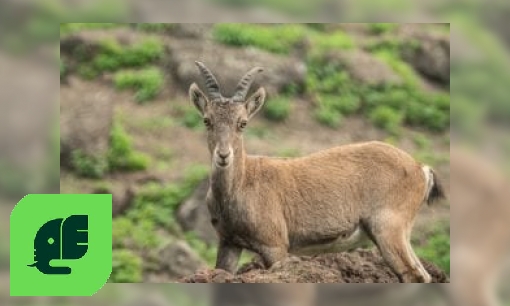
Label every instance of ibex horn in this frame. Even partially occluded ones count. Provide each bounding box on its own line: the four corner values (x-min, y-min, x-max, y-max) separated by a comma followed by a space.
195, 61, 222, 100
234, 67, 264, 101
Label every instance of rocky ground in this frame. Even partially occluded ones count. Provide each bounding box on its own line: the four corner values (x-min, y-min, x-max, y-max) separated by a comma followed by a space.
181, 249, 449, 283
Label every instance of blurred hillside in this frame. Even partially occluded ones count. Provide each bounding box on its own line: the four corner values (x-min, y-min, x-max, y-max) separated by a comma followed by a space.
59, 23, 450, 283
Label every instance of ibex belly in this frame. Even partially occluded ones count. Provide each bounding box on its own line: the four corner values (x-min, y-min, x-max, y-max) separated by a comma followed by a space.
290, 226, 369, 256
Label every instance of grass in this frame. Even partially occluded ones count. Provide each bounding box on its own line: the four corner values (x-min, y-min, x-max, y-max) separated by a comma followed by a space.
110, 249, 143, 282
67, 36, 164, 81
213, 24, 307, 54
113, 67, 164, 103
306, 42, 450, 133
415, 223, 450, 275
175, 104, 203, 130
70, 120, 149, 178
369, 106, 404, 135
264, 97, 292, 121
70, 150, 108, 178
135, 23, 176, 33
111, 164, 209, 278
314, 106, 342, 128
108, 122, 150, 171
368, 23, 399, 35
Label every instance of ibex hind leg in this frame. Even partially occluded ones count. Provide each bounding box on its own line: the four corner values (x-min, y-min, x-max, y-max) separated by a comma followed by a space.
363, 212, 428, 283
405, 226, 432, 283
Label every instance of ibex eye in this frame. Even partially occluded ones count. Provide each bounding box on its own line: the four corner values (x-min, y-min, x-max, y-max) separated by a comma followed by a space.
203, 118, 211, 126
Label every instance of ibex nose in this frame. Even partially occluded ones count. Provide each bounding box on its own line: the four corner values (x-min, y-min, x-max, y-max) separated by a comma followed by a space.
218, 151, 231, 159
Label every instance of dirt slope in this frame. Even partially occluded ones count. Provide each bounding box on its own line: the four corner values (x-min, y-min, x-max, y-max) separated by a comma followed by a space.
181, 248, 449, 283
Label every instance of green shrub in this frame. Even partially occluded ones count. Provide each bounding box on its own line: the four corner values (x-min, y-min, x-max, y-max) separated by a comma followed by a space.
314, 106, 342, 128
416, 229, 450, 275
70, 150, 108, 178
368, 23, 398, 35
176, 105, 203, 130
264, 97, 291, 121
319, 94, 361, 115
114, 67, 164, 103
108, 122, 150, 171
213, 24, 307, 54
369, 106, 403, 134
110, 249, 143, 283
310, 30, 355, 52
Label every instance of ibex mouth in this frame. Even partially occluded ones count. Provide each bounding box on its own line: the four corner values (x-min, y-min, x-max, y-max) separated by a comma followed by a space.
216, 160, 230, 168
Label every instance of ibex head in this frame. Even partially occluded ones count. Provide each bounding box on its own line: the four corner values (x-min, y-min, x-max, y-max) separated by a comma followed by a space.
189, 61, 266, 168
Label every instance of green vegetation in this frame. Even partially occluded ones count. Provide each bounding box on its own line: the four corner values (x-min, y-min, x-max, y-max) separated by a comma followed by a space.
314, 106, 342, 128
264, 97, 292, 121
111, 164, 209, 276
114, 67, 164, 103
108, 122, 150, 171
213, 24, 307, 54
71, 150, 108, 178
369, 106, 403, 135
368, 23, 399, 35
175, 104, 203, 130
135, 23, 176, 33
96, 37, 163, 69
213, 24, 354, 55
306, 38, 449, 133
277, 147, 301, 158
110, 249, 143, 282
64, 36, 164, 83
415, 223, 450, 275
70, 120, 149, 178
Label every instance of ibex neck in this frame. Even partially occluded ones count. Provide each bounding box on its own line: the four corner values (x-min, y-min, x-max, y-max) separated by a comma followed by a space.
210, 144, 246, 202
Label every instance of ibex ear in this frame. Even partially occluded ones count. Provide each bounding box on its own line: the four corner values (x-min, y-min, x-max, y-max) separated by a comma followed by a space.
189, 83, 208, 115
245, 87, 266, 120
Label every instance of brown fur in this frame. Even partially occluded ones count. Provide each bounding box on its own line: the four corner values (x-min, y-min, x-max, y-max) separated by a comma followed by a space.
189, 65, 445, 283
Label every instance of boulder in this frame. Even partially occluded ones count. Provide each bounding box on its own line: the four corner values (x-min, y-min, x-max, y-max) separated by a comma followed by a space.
176, 178, 217, 245
402, 32, 450, 85
327, 50, 402, 86
60, 77, 114, 167
158, 240, 207, 279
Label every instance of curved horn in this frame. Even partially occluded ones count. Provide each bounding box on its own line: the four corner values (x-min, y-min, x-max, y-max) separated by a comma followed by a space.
194, 61, 221, 100
234, 67, 264, 100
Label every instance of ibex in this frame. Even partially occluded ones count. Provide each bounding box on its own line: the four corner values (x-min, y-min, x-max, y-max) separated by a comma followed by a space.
189, 61, 446, 283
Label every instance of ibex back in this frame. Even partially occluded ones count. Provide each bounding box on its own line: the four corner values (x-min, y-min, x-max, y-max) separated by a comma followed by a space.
189, 61, 446, 283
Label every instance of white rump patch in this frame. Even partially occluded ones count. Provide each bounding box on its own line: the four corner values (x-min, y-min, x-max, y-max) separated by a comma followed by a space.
422, 165, 434, 200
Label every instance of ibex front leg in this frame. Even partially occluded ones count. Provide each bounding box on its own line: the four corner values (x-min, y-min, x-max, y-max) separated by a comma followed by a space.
215, 239, 242, 273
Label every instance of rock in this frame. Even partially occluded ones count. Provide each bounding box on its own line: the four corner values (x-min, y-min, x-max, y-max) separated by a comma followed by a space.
60, 77, 114, 168
92, 184, 136, 217
176, 178, 217, 245
181, 249, 449, 283
402, 32, 450, 85
318, 50, 402, 87
336, 50, 402, 86
165, 39, 307, 98
158, 240, 206, 279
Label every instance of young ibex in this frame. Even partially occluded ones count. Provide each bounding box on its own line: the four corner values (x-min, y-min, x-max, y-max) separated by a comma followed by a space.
189, 61, 446, 283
